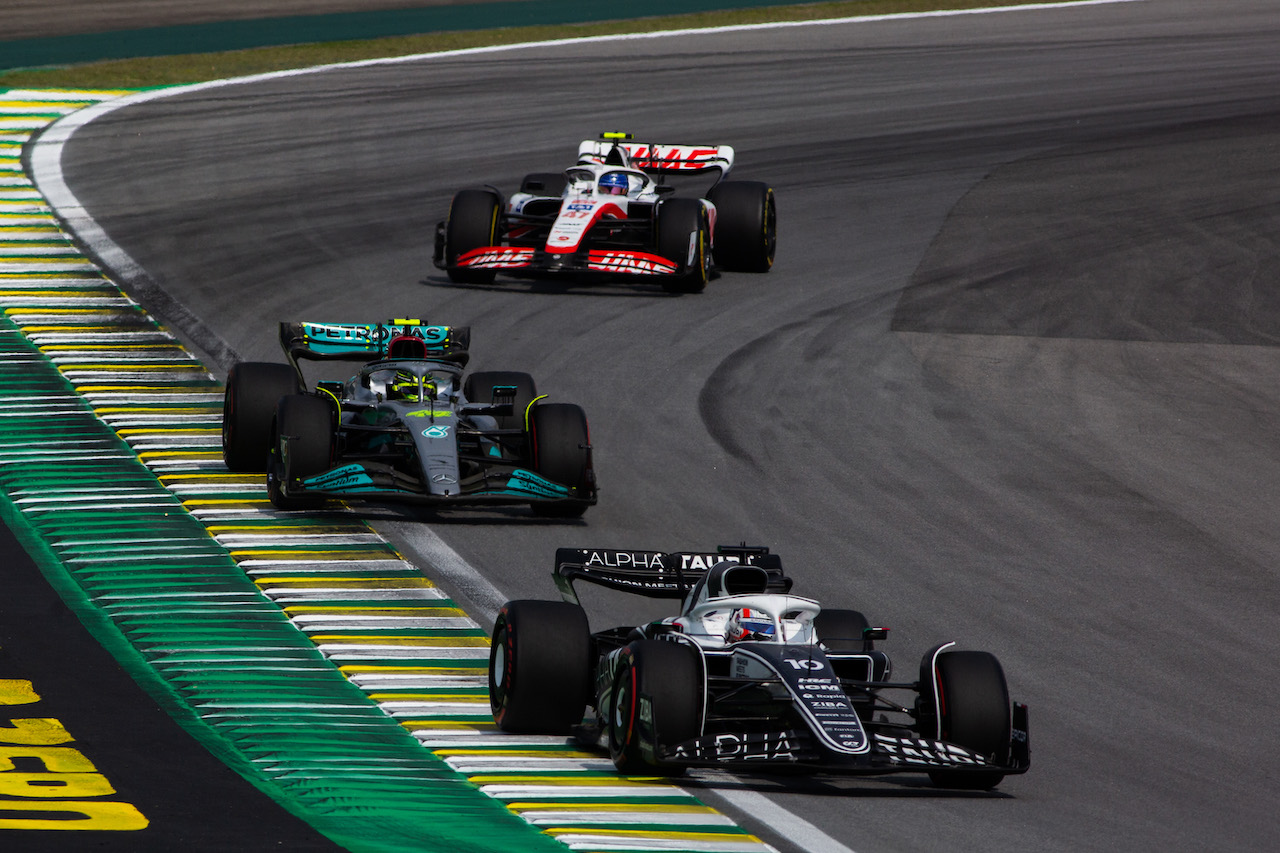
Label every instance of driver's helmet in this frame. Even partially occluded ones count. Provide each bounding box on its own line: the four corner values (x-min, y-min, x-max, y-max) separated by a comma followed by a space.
598, 171, 629, 196
725, 607, 775, 643
387, 370, 419, 401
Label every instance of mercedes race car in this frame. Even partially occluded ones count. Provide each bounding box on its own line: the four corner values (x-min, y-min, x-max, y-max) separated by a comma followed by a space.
433, 132, 778, 293
489, 545, 1030, 788
221, 319, 597, 517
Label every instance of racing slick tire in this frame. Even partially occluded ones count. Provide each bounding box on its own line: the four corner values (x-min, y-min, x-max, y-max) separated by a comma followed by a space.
266, 394, 334, 510
528, 402, 592, 518
489, 600, 592, 733
222, 362, 301, 473
925, 650, 1012, 790
706, 181, 777, 273
445, 189, 502, 284
519, 172, 568, 196
462, 370, 537, 432
814, 608, 871, 652
609, 640, 702, 775
656, 198, 711, 294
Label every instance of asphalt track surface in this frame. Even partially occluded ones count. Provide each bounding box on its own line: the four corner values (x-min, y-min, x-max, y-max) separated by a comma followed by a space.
34, 0, 1280, 849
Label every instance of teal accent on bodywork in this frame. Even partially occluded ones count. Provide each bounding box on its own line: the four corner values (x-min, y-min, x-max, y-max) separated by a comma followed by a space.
495, 469, 576, 499
291, 320, 454, 359
299, 321, 382, 355
295, 466, 571, 499
300, 463, 372, 490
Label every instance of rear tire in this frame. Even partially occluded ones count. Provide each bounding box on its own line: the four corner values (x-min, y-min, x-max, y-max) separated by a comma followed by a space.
489, 600, 592, 733
529, 403, 592, 518
463, 370, 537, 431
609, 640, 702, 775
656, 198, 710, 294
266, 394, 334, 510
707, 181, 777, 273
222, 362, 301, 472
926, 650, 1011, 790
445, 189, 501, 284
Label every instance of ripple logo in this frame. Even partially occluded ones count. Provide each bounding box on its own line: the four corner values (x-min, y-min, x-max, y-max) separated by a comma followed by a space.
422, 425, 450, 439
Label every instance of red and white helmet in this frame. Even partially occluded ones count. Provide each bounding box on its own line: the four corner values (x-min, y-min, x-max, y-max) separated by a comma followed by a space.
725, 608, 776, 643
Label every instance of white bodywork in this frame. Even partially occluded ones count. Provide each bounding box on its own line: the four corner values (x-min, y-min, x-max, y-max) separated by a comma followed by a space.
504, 139, 734, 256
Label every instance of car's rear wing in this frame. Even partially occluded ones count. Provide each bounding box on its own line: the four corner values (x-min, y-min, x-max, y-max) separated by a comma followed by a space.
553, 544, 783, 604
279, 319, 471, 363
577, 134, 734, 178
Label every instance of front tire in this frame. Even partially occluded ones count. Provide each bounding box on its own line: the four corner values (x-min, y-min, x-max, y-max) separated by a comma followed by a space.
656, 198, 710, 294
445, 189, 501, 284
266, 394, 334, 510
609, 640, 703, 775
489, 600, 592, 733
529, 402, 592, 518
707, 181, 777, 273
925, 650, 1012, 790
222, 362, 301, 472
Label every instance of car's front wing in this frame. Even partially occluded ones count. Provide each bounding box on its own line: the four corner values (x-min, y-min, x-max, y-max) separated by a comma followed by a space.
661, 713, 1030, 776
453, 246, 680, 277
279, 460, 593, 506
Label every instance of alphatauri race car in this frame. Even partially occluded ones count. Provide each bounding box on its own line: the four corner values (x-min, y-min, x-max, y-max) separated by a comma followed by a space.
221, 319, 597, 517
433, 132, 777, 293
489, 545, 1030, 788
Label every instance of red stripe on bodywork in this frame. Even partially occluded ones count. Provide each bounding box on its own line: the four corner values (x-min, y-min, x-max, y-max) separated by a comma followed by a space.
545, 202, 628, 254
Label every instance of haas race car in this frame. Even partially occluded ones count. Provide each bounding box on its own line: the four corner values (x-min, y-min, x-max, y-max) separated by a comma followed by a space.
433, 132, 777, 293
489, 545, 1030, 789
221, 319, 596, 517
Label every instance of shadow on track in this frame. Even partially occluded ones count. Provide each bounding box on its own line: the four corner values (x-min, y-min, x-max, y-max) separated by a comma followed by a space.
419, 273, 695, 298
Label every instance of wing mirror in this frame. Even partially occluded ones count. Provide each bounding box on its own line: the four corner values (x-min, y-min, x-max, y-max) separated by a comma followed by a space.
862, 626, 889, 650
